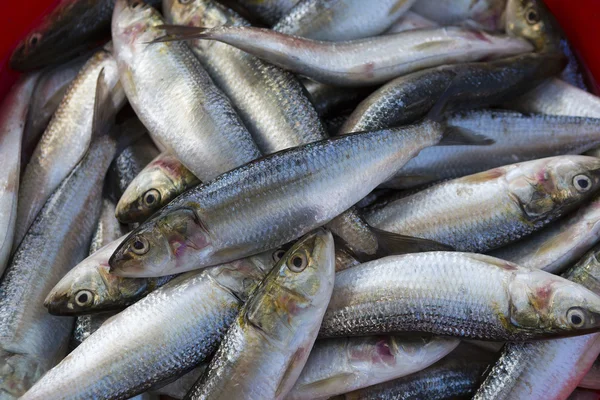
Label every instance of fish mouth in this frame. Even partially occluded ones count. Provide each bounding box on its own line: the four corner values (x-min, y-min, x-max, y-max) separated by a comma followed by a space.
43, 293, 72, 316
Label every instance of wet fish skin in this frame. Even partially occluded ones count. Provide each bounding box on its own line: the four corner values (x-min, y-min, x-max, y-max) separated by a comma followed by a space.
70, 311, 117, 349
320, 252, 600, 340
366, 156, 600, 253
389, 109, 600, 189
109, 120, 446, 278
20, 252, 274, 400
287, 335, 460, 400
0, 74, 38, 279
159, 25, 534, 86
505, 0, 561, 51
385, 11, 438, 34
412, 0, 507, 31
341, 52, 566, 134
273, 0, 417, 41
186, 229, 335, 400
116, 152, 200, 223
112, 0, 262, 182
235, 0, 300, 24
14, 49, 125, 251
303, 80, 374, 118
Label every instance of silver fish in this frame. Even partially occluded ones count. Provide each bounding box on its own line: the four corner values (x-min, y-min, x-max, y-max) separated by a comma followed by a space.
320, 252, 600, 340
112, 0, 262, 182
0, 74, 38, 278
70, 311, 116, 349
234, 0, 300, 25
157, 25, 534, 86
273, 0, 418, 41
412, 0, 507, 31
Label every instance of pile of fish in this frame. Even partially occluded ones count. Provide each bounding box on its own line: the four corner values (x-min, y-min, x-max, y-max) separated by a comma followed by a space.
4, 0, 600, 398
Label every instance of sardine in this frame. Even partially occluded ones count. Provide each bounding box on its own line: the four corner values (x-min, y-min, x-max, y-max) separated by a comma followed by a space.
0, 74, 119, 398
287, 336, 459, 400
234, 0, 300, 25
505, 0, 561, 51
474, 244, 600, 400
14, 48, 125, 250
365, 156, 600, 253
185, 229, 335, 400
319, 252, 600, 340
273, 0, 417, 41
112, 0, 262, 182
70, 311, 116, 349
0, 74, 38, 278
303, 80, 374, 117
157, 25, 534, 86
109, 119, 452, 277
412, 0, 507, 31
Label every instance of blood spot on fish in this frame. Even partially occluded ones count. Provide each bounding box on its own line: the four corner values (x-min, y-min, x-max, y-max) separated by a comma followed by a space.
363, 62, 376, 78
373, 338, 396, 365
468, 29, 493, 44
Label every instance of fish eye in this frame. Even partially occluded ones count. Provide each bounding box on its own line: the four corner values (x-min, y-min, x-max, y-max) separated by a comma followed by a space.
75, 290, 94, 307
567, 308, 585, 328
143, 189, 161, 207
287, 252, 308, 272
272, 249, 286, 262
525, 7, 539, 24
29, 33, 42, 47
573, 174, 592, 192
131, 236, 149, 255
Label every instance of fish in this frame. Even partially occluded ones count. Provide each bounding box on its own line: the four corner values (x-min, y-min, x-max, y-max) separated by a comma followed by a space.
320, 251, 600, 340
70, 311, 117, 349
0, 72, 120, 398
150, 367, 205, 398
385, 109, 600, 189
385, 11, 438, 34
287, 335, 460, 400
332, 344, 497, 400
489, 194, 600, 274
112, 0, 262, 182
341, 53, 566, 134
303, 80, 374, 117
116, 152, 199, 223
412, 0, 507, 31
108, 117, 455, 278
473, 243, 600, 400
365, 156, 600, 253
14, 48, 125, 251
20, 251, 276, 400
505, 0, 561, 52
580, 356, 600, 390
185, 229, 335, 400
156, 25, 534, 86
234, 0, 300, 25
0, 74, 38, 279
273, 0, 418, 41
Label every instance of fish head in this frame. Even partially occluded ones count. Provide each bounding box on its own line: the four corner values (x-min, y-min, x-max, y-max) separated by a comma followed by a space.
109, 207, 213, 277
505, 0, 561, 51
113, 0, 164, 51
509, 270, 600, 336
508, 156, 600, 223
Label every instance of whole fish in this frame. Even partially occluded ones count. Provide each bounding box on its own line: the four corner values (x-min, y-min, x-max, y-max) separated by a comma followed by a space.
474, 244, 600, 400
109, 118, 452, 278
112, 0, 262, 182
341, 53, 565, 134
186, 229, 335, 400
0, 74, 38, 279
386, 109, 600, 189
333, 344, 496, 400
14, 48, 125, 251
365, 156, 600, 253
505, 0, 561, 51
287, 336, 460, 400
385, 11, 438, 34
234, 0, 300, 24
273, 0, 417, 41
116, 152, 199, 223
20, 252, 276, 400
412, 0, 507, 31
157, 25, 534, 86
0, 75, 119, 398
319, 252, 600, 340
580, 357, 600, 390
490, 194, 600, 274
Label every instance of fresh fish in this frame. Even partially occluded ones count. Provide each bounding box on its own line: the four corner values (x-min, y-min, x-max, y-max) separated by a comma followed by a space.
386, 109, 600, 189
385, 11, 438, 34
412, 0, 507, 31
365, 156, 600, 253
234, 0, 300, 24
112, 0, 262, 182
0, 74, 119, 398
20, 251, 275, 400
490, 194, 600, 274
109, 134, 160, 201
505, 0, 561, 51
580, 357, 600, 390
109, 118, 452, 278
185, 229, 335, 400
273, 0, 418, 41
157, 25, 534, 86
0, 74, 38, 279
303, 80, 374, 117
116, 152, 199, 223
474, 244, 600, 400
332, 344, 496, 400
22, 56, 87, 167
71, 311, 116, 349
14, 48, 125, 251
287, 336, 460, 400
